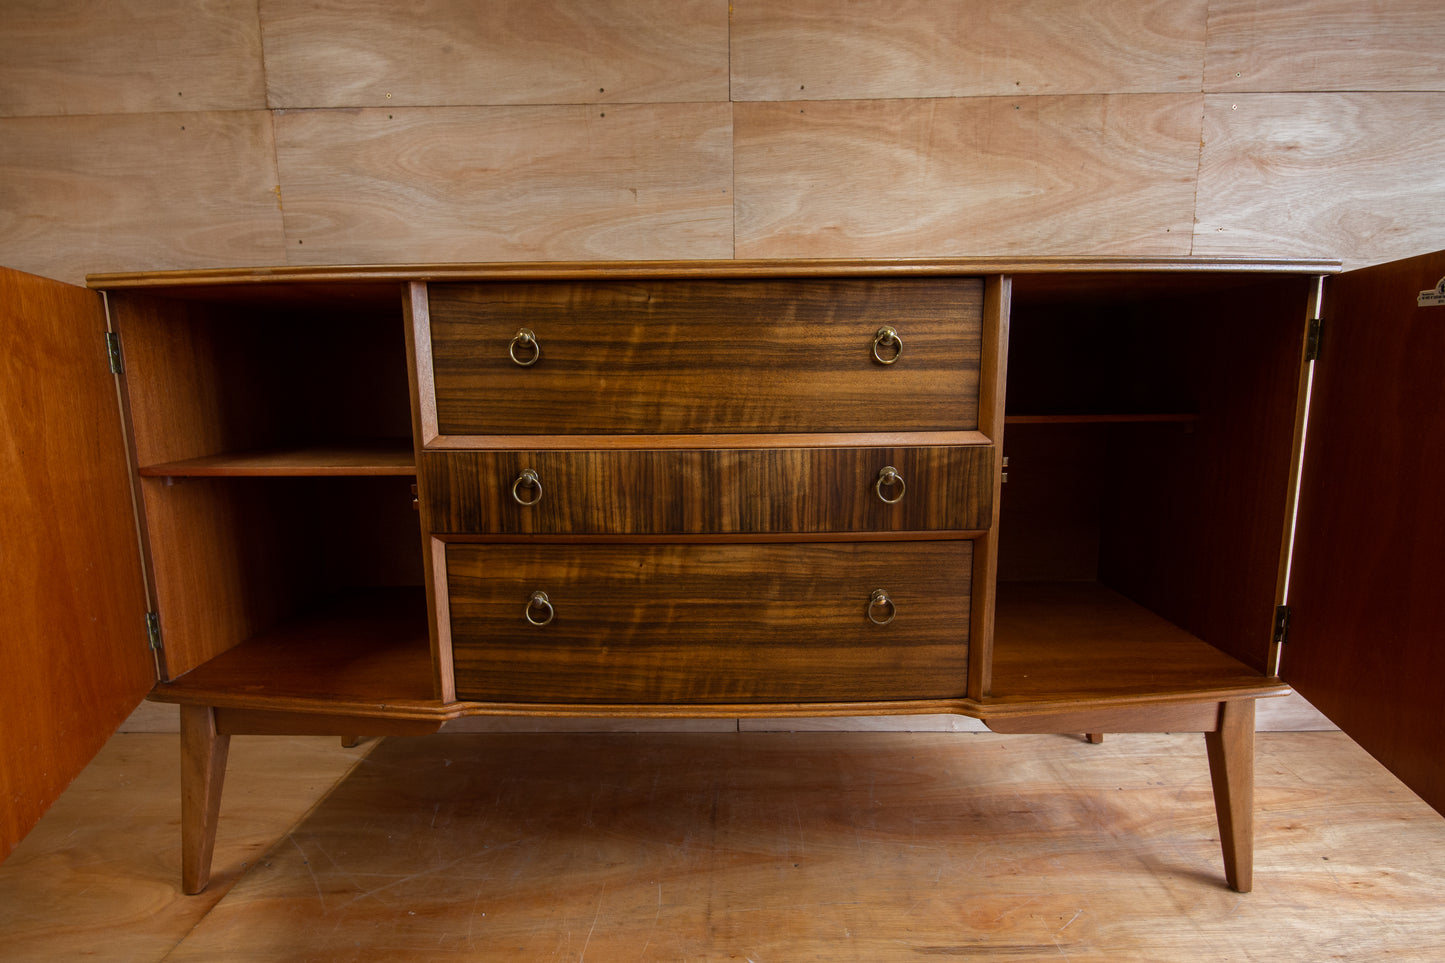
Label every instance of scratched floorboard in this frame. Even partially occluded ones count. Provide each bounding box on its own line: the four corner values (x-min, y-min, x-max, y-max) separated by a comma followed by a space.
0, 735, 371, 962
142, 731, 1445, 962
3, 731, 1443, 961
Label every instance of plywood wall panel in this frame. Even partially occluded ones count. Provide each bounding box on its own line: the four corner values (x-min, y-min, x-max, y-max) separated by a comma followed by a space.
1205, 0, 1445, 92
259, 0, 728, 107
1194, 94, 1445, 268
0, 0, 265, 118
273, 105, 733, 264
0, 112, 286, 285
732, 0, 1207, 101
735, 95, 1200, 260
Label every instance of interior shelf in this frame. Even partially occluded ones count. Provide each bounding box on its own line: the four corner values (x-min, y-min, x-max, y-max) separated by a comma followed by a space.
150, 587, 435, 711
988, 581, 1286, 707
138, 439, 416, 477
1004, 413, 1198, 425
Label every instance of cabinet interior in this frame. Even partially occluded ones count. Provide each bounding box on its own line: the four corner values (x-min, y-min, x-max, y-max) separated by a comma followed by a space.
993, 273, 1316, 698
109, 284, 431, 692
121, 269, 1315, 715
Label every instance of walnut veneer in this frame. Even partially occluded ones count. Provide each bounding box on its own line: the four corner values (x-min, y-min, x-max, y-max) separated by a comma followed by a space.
32, 255, 1435, 898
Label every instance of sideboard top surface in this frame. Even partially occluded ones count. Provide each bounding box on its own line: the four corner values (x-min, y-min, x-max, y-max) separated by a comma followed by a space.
86, 256, 1344, 293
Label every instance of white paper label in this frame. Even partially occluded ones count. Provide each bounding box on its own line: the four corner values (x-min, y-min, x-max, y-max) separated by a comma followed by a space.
1418, 277, 1445, 307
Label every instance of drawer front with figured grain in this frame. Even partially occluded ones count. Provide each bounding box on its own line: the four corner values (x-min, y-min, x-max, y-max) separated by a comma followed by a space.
447, 541, 971, 704
426, 278, 984, 436
422, 446, 993, 535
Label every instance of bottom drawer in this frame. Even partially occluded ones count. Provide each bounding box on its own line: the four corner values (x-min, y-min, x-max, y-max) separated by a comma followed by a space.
446, 541, 971, 704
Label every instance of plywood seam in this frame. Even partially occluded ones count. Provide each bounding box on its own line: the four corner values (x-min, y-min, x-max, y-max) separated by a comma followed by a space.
728, 3, 737, 261
251, 3, 276, 109
1187, 84, 1208, 257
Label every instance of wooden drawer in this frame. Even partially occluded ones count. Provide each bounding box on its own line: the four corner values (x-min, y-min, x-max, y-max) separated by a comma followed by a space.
421, 445, 993, 534
446, 541, 971, 704
426, 278, 984, 435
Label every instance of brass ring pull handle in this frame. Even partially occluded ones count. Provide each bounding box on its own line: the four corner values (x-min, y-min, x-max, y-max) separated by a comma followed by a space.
872, 325, 902, 364
511, 468, 542, 506
874, 466, 906, 504
524, 590, 555, 626
508, 327, 540, 367
867, 588, 896, 626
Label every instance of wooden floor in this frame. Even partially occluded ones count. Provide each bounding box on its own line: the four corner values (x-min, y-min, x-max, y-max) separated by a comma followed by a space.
2, 730, 1442, 961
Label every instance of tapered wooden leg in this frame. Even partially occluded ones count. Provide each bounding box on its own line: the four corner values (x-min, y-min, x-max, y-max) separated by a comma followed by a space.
340, 735, 363, 748
1086, 732, 1104, 744
180, 705, 230, 895
1204, 699, 1255, 893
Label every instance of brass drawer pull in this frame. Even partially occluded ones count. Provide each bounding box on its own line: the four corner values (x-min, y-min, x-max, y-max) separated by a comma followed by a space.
874, 465, 906, 504
508, 327, 540, 367
511, 468, 543, 506
872, 325, 902, 364
867, 588, 896, 625
524, 590, 555, 626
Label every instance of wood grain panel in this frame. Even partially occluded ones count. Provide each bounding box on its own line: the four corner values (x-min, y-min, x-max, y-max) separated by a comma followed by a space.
1287, 250, 1445, 816
997, 423, 1109, 582
734, 95, 1200, 260
123, 692, 1337, 732
0, 0, 265, 117
732, 0, 1206, 101
272, 105, 733, 265
0, 112, 284, 285
422, 446, 993, 534
1205, 0, 1445, 92
1194, 94, 1445, 270
1096, 275, 1314, 674
448, 541, 971, 704
259, 0, 727, 107
984, 702, 1223, 734
427, 278, 983, 435
0, 268, 154, 862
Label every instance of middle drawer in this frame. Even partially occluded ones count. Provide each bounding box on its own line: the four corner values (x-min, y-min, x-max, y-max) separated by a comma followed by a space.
421, 446, 994, 535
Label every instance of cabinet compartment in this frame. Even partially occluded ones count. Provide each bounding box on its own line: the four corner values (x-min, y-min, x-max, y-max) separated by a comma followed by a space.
421, 446, 994, 535
109, 287, 413, 473
106, 283, 432, 689
144, 475, 428, 684
426, 278, 984, 436
446, 541, 972, 704
992, 272, 1317, 699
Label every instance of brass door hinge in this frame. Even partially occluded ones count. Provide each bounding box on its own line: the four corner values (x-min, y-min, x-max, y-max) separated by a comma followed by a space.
1272, 605, 1292, 647
1304, 317, 1323, 362
106, 331, 123, 374
145, 611, 163, 652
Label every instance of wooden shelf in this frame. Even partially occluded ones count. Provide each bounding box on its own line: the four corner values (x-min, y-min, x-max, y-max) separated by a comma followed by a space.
988, 581, 1287, 708
150, 587, 436, 713
138, 440, 416, 477
1004, 413, 1198, 425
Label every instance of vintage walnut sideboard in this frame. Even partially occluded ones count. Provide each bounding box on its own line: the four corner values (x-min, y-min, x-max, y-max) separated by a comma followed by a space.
3, 253, 1442, 895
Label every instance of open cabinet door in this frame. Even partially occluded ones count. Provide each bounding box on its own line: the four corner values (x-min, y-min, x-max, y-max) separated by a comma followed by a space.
1286, 249, 1445, 815
0, 267, 156, 861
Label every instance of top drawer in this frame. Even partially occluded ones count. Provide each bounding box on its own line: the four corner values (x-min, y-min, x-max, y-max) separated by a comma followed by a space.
426, 278, 984, 436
